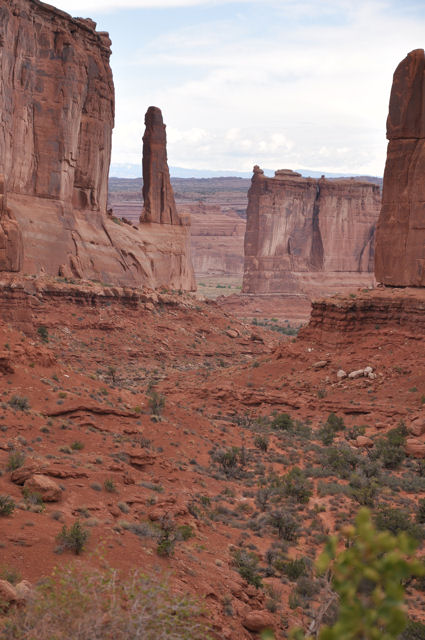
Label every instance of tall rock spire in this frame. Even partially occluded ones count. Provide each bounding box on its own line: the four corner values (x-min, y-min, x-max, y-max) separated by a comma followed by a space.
375, 49, 425, 286
140, 107, 180, 225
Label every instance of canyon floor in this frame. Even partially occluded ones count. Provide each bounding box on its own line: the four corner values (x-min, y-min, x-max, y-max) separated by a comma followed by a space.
1, 277, 425, 638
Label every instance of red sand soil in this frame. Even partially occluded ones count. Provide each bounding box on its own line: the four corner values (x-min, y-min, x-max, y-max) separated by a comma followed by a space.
1, 277, 425, 638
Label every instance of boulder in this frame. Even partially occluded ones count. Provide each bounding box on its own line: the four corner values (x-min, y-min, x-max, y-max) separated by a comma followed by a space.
0, 579, 18, 605
406, 438, 425, 458
408, 417, 425, 437
348, 369, 365, 379
24, 474, 62, 502
355, 436, 374, 448
242, 610, 275, 632
337, 369, 347, 379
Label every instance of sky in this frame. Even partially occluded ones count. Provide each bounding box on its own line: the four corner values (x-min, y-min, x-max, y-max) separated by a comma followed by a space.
53, 0, 425, 176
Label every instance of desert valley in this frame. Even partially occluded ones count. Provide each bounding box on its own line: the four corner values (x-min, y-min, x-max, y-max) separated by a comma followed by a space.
1, 1, 425, 639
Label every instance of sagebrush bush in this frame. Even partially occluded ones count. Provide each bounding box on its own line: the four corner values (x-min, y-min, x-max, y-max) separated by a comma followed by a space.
55, 520, 89, 555
0, 495, 15, 516
232, 548, 262, 588
1, 563, 210, 639
6, 450, 25, 472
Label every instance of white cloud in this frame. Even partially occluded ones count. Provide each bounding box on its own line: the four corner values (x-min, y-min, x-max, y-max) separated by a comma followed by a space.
53, 0, 257, 13
89, 0, 425, 174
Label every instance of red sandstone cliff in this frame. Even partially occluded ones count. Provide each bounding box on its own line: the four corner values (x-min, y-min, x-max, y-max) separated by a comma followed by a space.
242, 167, 380, 296
0, 0, 194, 290
375, 49, 425, 286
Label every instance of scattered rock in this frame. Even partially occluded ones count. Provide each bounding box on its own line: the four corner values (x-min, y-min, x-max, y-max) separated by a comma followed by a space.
337, 369, 347, 379
313, 360, 328, 369
226, 329, 240, 339
348, 369, 365, 379
24, 474, 62, 502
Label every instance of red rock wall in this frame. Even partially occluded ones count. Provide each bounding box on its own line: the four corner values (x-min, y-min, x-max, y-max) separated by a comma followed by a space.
242, 167, 380, 296
0, 1, 195, 291
0, 1, 113, 212
375, 49, 425, 286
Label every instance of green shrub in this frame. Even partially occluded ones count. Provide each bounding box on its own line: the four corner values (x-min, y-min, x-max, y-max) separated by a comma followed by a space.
271, 413, 294, 431
291, 508, 424, 639
8, 396, 29, 411
254, 435, 269, 452
416, 498, 425, 524
0, 495, 15, 516
323, 445, 359, 479
6, 450, 25, 471
104, 478, 117, 493
269, 509, 300, 541
37, 326, 49, 343
283, 558, 307, 580
70, 441, 84, 451
55, 520, 89, 555
1, 563, 209, 639
282, 467, 312, 504
319, 413, 345, 445
374, 506, 423, 542
400, 620, 425, 639
148, 391, 165, 417
374, 424, 407, 469
232, 548, 262, 588
156, 516, 177, 557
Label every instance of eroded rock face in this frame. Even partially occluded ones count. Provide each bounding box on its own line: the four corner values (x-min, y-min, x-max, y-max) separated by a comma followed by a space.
375, 49, 425, 286
0, 1, 195, 290
242, 167, 380, 295
0, 176, 23, 272
141, 107, 179, 225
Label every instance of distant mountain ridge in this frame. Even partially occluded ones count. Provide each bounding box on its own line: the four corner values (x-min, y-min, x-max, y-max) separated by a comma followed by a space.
109, 163, 382, 184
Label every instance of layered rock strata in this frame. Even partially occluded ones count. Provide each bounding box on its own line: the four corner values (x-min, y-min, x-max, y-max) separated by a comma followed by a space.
375, 49, 425, 286
298, 288, 425, 348
0, 0, 194, 290
243, 167, 380, 296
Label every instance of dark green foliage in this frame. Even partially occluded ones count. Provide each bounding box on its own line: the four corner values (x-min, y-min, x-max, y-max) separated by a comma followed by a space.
282, 467, 312, 504
323, 445, 359, 479
374, 424, 407, 469
232, 549, 262, 588
55, 520, 89, 555
319, 413, 345, 445
416, 498, 425, 524
37, 326, 49, 343
283, 558, 307, 580
291, 508, 424, 639
6, 450, 25, 471
212, 446, 244, 477
269, 509, 300, 541
157, 516, 177, 557
8, 396, 30, 411
271, 413, 294, 431
374, 506, 423, 542
254, 435, 269, 452
349, 473, 379, 506
399, 620, 425, 639
0, 495, 15, 516
148, 391, 165, 417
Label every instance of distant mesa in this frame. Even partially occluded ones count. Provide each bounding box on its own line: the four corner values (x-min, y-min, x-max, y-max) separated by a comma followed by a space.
0, 1, 194, 291
375, 48, 425, 286
242, 165, 380, 298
